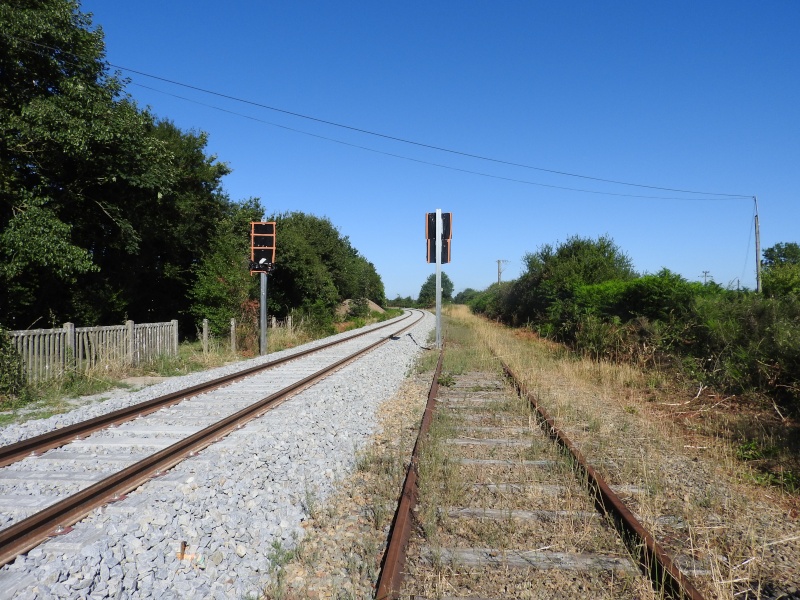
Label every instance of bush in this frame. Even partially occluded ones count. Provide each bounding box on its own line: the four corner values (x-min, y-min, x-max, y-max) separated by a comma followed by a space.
0, 328, 28, 406
692, 293, 800, 401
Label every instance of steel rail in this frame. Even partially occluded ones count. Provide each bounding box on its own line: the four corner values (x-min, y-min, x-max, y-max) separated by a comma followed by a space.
0, 311, 424, 568
0, 311, 414, 468
375, 347, 443, 600
502, 362, 706, 600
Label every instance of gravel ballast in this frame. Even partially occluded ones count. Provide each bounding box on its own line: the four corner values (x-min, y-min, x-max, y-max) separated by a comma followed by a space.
0, 312, 434, 599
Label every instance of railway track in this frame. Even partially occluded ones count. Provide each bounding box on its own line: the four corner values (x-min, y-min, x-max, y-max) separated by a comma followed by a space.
0, 310, 416, 469
0, 310, 428, 595
378, 350, 707, 599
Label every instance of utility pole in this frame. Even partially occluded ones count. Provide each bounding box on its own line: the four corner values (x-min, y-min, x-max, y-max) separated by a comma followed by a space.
700, 271, 711, 284
497, 259, 509, 284
754, 196, 762, 293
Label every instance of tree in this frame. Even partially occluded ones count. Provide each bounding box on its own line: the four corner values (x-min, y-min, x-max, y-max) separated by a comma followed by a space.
762, 242, 800, 297
418, 272, 454, 307
0, 2, 235, 329
453, 288, 480, 304
264, 212, 386, 318
763, 242, 800, 268
189, 198, 264, 336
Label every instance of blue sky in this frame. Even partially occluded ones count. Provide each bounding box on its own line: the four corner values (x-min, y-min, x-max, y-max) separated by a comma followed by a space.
82, 1, 799, 298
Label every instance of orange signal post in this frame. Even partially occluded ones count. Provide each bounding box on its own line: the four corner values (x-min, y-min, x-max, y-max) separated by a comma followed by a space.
250, 222, 276, 355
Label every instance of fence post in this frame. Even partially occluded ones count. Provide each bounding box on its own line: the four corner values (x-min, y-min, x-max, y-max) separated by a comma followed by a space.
288, 315, 293, 331
230, 318, 236, 354
126, 320, 135, 366
63, 322, 76, 373
202, 319, 209, 355
171, 320, 179, 357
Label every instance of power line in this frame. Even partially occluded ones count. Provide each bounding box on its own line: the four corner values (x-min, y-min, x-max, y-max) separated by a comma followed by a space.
2, 32, 754, 200
132, 83, 748, 202
120, 66, 750, 198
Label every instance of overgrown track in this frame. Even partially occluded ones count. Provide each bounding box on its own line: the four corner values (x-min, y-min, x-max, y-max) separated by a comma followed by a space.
0, 311, 415, 468
0, 310, 424, 568
378, 348, 706, 599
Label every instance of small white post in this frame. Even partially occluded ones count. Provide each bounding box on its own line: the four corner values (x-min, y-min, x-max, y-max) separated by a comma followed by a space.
171, 319, 179, 356
63, 322, 76, 372
126, 320, 135, 366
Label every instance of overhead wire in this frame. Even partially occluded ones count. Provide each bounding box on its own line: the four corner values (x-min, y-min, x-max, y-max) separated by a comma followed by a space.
132, 82, 745, 202
2, 32, 755, 201
122, 66, 751, 199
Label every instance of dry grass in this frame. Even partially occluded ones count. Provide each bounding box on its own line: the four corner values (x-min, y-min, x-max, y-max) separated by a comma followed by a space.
442, 305, 800, 599
263, 375, 430, 599
401, 311, 656, 599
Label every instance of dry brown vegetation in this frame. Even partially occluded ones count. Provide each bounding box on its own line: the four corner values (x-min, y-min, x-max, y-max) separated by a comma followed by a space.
445, 304, 800, 599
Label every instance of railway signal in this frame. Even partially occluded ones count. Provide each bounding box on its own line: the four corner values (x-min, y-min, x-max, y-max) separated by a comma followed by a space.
250, 221, 276, 356
250, 221, 276, 272
425, 210, 453, 349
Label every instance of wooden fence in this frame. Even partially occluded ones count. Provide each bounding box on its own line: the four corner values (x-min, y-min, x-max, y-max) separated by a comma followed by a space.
9, 320, 179, 383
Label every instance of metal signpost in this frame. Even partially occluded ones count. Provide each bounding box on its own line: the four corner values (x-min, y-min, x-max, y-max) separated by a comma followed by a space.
435, 210, 442, 348
250, 221, 277, 356
426, 210, 452, 349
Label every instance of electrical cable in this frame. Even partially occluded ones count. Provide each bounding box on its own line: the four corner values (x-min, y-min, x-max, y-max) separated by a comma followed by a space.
406, 333, 433, 350
2, 32, 754, 200
121, 67, 751, 198
741, 202, 756, 283
132, 82, 748, 202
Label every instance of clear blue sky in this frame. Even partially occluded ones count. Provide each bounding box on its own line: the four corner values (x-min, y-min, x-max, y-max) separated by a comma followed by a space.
82, 1, 799, 298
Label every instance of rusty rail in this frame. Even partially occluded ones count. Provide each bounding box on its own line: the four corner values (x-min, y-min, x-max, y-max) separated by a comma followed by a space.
502, 362, 706, 600
0, 312, 423, 568
0, 311, 414, 468
375, 347, 444, 599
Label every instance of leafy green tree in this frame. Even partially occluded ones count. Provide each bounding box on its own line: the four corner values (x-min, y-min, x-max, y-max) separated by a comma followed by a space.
1, 0, 169, 326
504, 235, 635, 328
388, 295, 416, 308
189, 198, 264, 336
0, 2, 235, 329
763, 242, 800, 268
762, 242, 800, 297
265, 212, 385, 318
453, 288, 479, 304
418, 272, 454, 307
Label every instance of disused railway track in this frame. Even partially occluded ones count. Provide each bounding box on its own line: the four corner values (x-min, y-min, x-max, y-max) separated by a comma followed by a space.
0, 310, 424, 568
377, 348, 706, 599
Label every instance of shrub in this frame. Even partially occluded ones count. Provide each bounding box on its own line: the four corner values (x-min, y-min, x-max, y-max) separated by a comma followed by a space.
0, 328, 28, 406
692, 293, 800, 402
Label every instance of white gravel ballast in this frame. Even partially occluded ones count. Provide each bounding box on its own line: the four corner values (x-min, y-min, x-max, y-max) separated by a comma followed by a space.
0, 312, 434, 599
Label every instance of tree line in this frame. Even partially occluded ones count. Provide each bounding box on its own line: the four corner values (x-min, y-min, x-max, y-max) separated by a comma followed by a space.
389, 272, 455, 308
465, 235, 800, 411
0, 0, 385, 336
